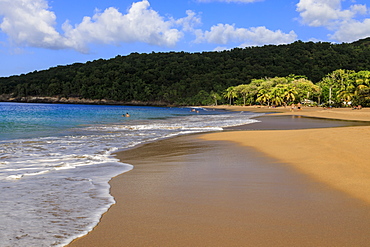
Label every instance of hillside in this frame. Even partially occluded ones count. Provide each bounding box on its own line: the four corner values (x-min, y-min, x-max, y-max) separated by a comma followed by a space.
1, 39, 370, 105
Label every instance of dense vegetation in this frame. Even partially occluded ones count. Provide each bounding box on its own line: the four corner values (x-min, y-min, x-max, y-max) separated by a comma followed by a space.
226, 70, 370, 107
1, 38, 370, 106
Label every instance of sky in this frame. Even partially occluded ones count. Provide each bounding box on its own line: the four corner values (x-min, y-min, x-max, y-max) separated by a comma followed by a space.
0, 0, 369, 77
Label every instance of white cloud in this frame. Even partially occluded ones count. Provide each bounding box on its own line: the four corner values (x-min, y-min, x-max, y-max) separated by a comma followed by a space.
297, 0, 346, 27
213, 46, 229, 51
195, 24, 297, 46
296, 0, 370, 42
330, 19, 370, 42
62, 1, 184, 52
0, 0, 66, 49
350, 4, 368, 16
172, 10, 202, 32
0, 0, 198, 52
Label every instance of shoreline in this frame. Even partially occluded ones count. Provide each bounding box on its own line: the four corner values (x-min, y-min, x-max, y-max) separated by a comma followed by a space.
204, 106, 370, 204
206, 105, 370, 122
68, 106, 370, 246
202, 126, 370, 205
0, 97, 170, 106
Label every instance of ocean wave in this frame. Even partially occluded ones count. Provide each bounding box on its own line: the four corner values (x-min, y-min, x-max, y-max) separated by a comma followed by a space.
0, 105, 263, 247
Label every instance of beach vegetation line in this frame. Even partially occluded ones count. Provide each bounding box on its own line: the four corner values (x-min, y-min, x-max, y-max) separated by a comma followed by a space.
226, 70, 370, 107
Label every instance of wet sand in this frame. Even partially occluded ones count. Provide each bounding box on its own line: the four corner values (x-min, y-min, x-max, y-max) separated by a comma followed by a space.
68, 108, 370, 247
225, 114, 370, 130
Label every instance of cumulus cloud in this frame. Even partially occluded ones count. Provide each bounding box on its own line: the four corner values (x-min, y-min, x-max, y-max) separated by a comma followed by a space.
0, 0, 66, 49
0, 0, 197, 52
297, 0, 349, 27
296, 0, 370, 42
172, 10, 202, 32
195, 24, 297, 46
330, 19, 370, 42
62, 1, 184, 52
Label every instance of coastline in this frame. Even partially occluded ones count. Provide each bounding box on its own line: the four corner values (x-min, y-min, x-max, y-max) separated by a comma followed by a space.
0, 96, 169, 106
206, 105, 370, 122
68, 106, 370, 246
202, 126, 370, 204
204, 106, 370, 204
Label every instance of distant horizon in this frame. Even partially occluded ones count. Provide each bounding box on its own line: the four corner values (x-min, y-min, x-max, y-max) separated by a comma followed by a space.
1, 0, 369, 77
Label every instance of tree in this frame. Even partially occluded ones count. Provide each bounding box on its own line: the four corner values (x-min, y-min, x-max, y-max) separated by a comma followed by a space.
352, 71, 370, 105
246, 84, 259, 105
3, 39, 370, 106
354, 71, 370, 88
269, 86, 284, 106
281, 84, 297, 106
337, 88, 354, 106
352, 82, 370, 106
319, 69, 354, 105
210, 91, 221, 106
234, 84, 258, 106
234, 84, 248, 106
291, 78, 316, 103
223, 86, 237, 105
256, 88, 271, 106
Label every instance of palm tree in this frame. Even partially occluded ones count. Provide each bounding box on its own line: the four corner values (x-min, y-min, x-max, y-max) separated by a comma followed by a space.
335, 79, 357, 106
353, 70, 370, 88
223, 86, 237, 105
349, 71, 370, 105
281, 84, 297, 106
355, 84, 369, 96
269, 87, 284, 106
256, 88, 271, 106
337, 89, 354, 106
353, 84, 370, 105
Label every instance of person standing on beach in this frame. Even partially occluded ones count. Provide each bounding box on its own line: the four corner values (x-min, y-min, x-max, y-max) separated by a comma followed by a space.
297, 103, 302, 110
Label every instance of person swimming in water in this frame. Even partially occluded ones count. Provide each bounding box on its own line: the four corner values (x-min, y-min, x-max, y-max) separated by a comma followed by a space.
122, 113, 130, 117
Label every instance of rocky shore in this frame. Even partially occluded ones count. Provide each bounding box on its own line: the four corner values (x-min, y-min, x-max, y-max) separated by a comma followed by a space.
0, 95, 167, 106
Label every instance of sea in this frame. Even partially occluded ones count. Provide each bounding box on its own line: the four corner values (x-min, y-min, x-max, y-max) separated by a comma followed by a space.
0, 102, 261, 247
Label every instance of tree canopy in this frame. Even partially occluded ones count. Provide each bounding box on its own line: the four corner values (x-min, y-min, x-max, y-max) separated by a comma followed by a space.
1, 38, 370, 106
227, 70, 369, 107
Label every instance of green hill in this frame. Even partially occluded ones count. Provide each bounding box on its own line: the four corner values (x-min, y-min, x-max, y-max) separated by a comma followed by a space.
1, 39, 370, 105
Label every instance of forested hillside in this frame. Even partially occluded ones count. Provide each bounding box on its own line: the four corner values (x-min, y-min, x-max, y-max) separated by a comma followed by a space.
1, 38, 370, 105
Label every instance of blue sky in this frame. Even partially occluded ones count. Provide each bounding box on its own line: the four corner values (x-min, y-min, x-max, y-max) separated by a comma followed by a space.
0, 0, 369, 77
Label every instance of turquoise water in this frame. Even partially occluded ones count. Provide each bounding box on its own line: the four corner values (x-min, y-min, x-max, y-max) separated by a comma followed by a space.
0, 103, 201, 140
0, 102, 261, 247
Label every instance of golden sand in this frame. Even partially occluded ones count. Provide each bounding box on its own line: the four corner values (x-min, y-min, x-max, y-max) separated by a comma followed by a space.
208, 105, 370, 122
68, 106, 370, 247
203, 106, 370, 204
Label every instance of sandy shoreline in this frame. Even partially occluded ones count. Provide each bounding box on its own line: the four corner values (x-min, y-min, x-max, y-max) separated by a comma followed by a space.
207, 105, 370, 122
210, 105, 370, 203
202, 126, 370, 204
204, 106, 370, 204
68, 106, 370, 246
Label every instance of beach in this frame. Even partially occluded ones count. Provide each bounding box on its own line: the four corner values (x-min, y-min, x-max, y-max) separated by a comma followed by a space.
68, 106, 370, 247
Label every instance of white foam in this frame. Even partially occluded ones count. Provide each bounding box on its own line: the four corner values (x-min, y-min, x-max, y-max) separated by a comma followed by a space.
0, 109, 262, 247
6, 174, 23, 180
